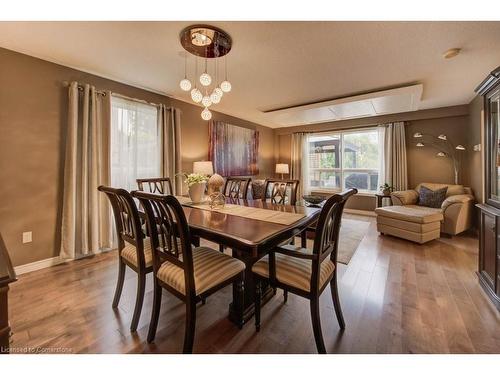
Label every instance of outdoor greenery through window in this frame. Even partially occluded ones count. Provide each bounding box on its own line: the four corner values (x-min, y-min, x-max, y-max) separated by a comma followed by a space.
307, 128, 381, 193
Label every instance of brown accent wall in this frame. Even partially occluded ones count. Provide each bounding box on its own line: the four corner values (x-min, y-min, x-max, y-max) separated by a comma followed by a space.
0, 48, 274, 267
275, 107, 471, 211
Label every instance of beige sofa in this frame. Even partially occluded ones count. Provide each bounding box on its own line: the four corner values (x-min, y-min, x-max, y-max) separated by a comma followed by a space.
390, 183, 475, 235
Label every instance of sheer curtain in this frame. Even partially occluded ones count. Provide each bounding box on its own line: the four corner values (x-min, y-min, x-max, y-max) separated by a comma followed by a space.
110, 96, 161, 191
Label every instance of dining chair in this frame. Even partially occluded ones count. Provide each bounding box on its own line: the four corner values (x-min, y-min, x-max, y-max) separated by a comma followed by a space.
97, 185, 153, 332
262, 179, 299, 205
252, 188, 357, 354
223, 177, 251, 199
136, 177, 174, 195
132, 191, 246, 353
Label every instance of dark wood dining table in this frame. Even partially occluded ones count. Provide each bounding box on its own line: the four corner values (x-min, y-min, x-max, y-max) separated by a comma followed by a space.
179, 198, 322, 327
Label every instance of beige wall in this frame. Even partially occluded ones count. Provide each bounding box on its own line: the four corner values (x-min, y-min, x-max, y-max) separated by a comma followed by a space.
0, 48, 274, 267
275, 107, 471, 211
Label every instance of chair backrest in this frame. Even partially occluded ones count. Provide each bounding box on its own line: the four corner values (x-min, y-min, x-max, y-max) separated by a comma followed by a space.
310, 188, 357, 289
137, 177, 174, 195
131, 191, 196, 298
262, 179, 299, 205
223, 177, 251, 199
98, 186, 146, 266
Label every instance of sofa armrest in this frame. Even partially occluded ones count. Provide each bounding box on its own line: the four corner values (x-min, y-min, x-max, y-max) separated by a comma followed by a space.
441, 194, 474, 210
390, 190, 418, 206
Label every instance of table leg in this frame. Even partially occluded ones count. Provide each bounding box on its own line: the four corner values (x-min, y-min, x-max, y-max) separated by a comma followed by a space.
228, 249, 273, 327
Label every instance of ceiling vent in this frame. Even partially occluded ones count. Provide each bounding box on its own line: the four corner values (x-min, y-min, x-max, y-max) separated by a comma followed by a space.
264, 84, 423, 128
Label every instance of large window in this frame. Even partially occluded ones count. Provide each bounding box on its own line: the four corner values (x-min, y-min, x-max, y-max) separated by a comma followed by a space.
111, 96, 160, 191
307, 128, 381, 193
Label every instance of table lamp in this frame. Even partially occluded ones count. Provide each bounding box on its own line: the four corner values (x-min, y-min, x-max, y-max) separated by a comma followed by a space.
193, 161, 214, 176
275, 163, 289, 180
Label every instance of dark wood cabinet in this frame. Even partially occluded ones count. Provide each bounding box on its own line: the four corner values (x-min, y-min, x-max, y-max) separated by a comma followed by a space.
476, 66, 500, 310
0, 234, 16, 354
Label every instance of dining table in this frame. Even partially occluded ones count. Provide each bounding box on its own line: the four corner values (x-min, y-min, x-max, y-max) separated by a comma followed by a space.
173, 197, 322, 327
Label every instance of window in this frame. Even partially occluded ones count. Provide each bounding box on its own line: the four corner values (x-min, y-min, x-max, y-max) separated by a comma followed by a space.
111, 96, 160, 191
307, 128, 381, 193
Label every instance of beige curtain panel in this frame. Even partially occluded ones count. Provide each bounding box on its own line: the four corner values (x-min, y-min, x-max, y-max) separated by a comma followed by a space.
291, 132, 305, 197
60, 82, 112, 259
159, 105, 182, 194
382, 121, 408, 191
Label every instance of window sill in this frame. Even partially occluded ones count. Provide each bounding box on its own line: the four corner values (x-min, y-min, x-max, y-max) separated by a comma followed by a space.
310, 189, 376, 198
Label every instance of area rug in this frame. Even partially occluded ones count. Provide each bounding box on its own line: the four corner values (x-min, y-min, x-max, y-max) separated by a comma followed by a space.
337, 218, 370, 265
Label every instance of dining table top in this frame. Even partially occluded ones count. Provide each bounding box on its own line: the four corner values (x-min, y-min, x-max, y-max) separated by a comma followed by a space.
179, 198, 322, 255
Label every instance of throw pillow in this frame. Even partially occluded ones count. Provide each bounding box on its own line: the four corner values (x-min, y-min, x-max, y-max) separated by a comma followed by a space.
418, 185, 448, 208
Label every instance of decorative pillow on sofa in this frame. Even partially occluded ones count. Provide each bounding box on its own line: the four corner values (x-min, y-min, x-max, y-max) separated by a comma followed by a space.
418, 185, 448, 208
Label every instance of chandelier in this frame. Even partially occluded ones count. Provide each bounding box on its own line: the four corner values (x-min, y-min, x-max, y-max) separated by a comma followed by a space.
179, 25, 232, 120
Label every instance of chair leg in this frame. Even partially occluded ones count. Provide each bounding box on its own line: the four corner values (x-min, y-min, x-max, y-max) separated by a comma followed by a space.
130, 271, 146, 332
147, 279, 162, 343
310, 298, 326, 354
283, 290, 288, 303
330, 273, 345, 330
183, 301, 197, 354
112, 259, 126, 308
219, 244, 225, 253
254, 279, 261, 332
301, 231, 307, 248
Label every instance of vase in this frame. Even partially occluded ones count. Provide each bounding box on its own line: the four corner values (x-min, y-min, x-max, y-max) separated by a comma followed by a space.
188, 182, 206, 204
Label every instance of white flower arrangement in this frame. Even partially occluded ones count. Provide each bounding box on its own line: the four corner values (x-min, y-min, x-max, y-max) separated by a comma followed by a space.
183, 173, 208, 187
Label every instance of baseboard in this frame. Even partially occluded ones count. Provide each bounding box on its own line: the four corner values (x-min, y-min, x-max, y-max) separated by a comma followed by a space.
13, 248, 115, 276
344, 208, 376, 217
14, 256, 66, 275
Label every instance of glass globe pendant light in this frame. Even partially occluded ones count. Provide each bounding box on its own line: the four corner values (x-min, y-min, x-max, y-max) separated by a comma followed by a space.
191, 87, 202, 103
201, 107, 212, 120
210, 90, 221, 104
201, 93, 212, 107
179, 53, 192, 91
199, 59, 212, 86
220, 55, 232, 93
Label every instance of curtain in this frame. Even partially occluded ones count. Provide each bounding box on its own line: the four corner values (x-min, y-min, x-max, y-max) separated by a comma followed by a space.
379, 121, 408, 191
158, 105, 182, 194
110, 96, 161, 192
60, 82, 112, 259
291, 132, 310, 196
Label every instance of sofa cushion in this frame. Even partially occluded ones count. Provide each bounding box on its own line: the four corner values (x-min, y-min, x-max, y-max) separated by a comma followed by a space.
416, 183, 465, 197
375, 205, 443, 224
418, 185, 448, 208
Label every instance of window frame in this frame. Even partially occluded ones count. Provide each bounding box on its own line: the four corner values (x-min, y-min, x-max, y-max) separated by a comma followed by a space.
307, 127, 380, 194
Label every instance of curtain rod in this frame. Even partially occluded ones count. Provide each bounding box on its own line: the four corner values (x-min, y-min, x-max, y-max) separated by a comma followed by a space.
63, 81, 181, 112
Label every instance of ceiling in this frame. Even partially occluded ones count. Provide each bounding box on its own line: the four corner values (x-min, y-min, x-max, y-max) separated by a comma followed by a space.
0, 21, 499, 128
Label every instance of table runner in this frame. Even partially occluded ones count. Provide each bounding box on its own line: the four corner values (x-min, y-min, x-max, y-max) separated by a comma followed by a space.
175, 196, 305, 225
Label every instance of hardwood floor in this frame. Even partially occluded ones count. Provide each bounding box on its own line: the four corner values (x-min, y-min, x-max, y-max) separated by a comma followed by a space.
8, 214, 500, 353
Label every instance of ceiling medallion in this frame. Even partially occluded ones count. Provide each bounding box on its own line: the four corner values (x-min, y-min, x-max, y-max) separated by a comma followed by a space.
179, 25, 232, 120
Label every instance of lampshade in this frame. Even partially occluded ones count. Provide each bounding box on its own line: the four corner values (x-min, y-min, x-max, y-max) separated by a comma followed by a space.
275, 163, 289, 174
193, 161, 214, 175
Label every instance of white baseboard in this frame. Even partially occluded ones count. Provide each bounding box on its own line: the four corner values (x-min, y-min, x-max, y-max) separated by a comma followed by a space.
14, 256, 66, 275
345, 208, 376, 217
14, 248, 116, 276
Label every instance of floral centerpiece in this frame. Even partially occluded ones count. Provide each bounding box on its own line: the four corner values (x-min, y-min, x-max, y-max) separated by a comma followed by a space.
379, 183, 394, 196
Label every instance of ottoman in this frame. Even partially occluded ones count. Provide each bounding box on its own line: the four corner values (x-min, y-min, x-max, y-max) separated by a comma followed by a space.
375, 205, 443, 244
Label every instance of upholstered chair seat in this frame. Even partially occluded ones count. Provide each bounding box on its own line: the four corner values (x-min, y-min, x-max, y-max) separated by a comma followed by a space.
157, 246, 245, 295
252, 245, 335, 292
121, 239, 153, 268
